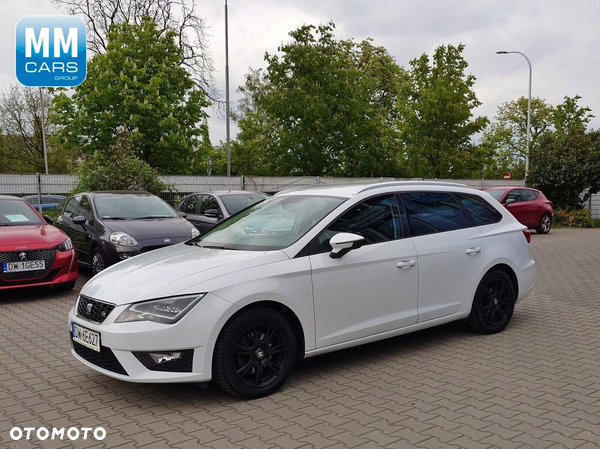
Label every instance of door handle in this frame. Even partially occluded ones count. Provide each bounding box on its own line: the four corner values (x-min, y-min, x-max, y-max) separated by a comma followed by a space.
396, 259, 416, 269
465, 247, 481, 255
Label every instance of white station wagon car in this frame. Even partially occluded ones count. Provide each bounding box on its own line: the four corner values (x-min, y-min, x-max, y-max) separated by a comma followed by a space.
69, 182, 535, 398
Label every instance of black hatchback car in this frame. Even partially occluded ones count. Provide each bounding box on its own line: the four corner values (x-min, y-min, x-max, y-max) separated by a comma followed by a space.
55, 191, 199, 274
176, 190, 268, 233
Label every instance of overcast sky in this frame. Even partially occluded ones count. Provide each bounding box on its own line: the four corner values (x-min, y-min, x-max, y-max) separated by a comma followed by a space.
2, 0, 599, 145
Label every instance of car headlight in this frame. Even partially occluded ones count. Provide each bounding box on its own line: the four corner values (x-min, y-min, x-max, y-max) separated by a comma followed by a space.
110, 232, 138, 247
191, 228, 200, 238
115, 294, 206, 324
56, 237, 73, 252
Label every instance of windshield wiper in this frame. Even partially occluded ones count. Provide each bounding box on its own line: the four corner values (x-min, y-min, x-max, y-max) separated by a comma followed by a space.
196, 244, 237, 250
135, 215, 173, 219
102, 216, 130, 220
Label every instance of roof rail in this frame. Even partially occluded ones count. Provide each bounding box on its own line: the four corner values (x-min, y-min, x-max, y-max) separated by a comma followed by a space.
357, 181, 471, 194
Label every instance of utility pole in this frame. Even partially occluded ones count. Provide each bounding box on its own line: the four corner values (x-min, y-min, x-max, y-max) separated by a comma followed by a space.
225, 0, 231, 177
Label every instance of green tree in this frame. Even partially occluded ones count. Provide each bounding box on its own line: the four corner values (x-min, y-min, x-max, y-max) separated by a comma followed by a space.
51, 18, 209, 174
75, 130, 167, 195
235, 23, 406, 177
529, 130, 600, 209
399, 43, 488, 178
482, 97, 555, 179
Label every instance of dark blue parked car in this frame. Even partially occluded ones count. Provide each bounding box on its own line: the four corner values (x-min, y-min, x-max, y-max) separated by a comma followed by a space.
23, 195, 66, 212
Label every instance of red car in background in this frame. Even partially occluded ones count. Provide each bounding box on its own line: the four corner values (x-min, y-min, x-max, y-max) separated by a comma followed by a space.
0, 195, 78, 291
485, 187, 554, 234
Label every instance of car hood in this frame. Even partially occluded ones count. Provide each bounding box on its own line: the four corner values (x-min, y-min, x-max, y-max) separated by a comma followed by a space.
0, 225, 68, 251
103, 217, 194, 240
80, 243, 289, 305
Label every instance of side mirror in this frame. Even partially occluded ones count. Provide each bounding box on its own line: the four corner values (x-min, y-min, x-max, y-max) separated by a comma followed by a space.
204, 209, 222, 219
72, 215, 87, 227
43, 215, 54, 225
504, 198, 516, 205
329, 232, 365, 259
178, 211, 188, 218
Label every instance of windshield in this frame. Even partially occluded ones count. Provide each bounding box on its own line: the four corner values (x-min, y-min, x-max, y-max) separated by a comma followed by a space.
196, 195, 346, 251
487, 190, 506, 201
0, 199, 45, 226
95, 196, 179, 220
220, 193, 269, 215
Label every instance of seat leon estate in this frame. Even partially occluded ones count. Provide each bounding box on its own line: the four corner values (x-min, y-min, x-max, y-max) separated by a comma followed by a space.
68, 182, 535, 398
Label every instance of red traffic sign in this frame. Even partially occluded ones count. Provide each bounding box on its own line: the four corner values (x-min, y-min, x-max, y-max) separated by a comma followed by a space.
503, 172, 511, 180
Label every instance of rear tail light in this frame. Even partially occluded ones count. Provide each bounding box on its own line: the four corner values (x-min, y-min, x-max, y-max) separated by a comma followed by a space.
523, 230, 531, 243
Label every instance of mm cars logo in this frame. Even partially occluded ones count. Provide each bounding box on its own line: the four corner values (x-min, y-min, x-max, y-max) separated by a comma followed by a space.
15, 16, 86, 87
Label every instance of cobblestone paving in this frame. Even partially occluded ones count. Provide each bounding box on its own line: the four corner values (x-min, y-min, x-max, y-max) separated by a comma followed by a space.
1, 228, 599, 448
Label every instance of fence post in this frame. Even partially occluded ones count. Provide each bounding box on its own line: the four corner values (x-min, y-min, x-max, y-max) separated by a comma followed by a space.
36, 173, 43, 212
241, 175, 245, 190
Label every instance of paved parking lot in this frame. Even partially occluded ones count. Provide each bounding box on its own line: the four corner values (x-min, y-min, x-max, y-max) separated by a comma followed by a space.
1, 228, 600, 448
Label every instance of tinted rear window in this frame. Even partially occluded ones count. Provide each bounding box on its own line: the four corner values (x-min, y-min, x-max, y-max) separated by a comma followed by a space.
402, 192, 465, 236
456, 194, 503, 226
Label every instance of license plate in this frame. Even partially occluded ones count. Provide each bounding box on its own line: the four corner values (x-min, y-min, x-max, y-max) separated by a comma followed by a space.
71, 323, 101, 352
2, 260, 45, 273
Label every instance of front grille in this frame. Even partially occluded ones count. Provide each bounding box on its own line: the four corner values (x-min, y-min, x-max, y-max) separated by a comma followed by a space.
0, 249, 56, 280
0, 268, 60, 286
76, 296, 116, 324
72, 339, 128, 376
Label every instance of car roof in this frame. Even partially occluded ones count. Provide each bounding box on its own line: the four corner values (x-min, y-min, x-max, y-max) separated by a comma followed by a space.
276, 181, 473, 198
82, 191, 154, 198
485, 186, 536, 191
0, 195, 24, 201
185, 190, 267, 196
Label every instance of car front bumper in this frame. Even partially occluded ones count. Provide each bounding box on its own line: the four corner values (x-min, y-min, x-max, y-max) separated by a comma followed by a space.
0, 248, 78, 290
68, 292, 235, 383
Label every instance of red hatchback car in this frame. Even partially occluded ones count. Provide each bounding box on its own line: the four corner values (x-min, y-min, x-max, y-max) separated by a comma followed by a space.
485, 187, 554, 234
0, 195, 78, 291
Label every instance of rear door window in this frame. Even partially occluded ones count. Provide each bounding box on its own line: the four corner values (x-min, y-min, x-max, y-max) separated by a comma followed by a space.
519, 190, 538, 202
402, 192, 465, 236
455, 194, 503, 226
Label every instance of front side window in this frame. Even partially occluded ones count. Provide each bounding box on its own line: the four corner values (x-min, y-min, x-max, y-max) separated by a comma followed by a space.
317, 194, 401, 253
62, 197, 79, 218
95, 196, 178, 220
196, 195, 346, 251
456, 194, 503, 226
504, 190, 521, 204
78, 196, 93, 222
200, 195, 220, 215
0, 199, 44, 226
402, 192, 465, 236
519, 190, 538, 202
182, 195, 200, 214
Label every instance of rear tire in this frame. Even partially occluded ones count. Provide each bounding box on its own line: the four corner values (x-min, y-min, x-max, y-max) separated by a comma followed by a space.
54, 281, 75, 291
213, 308, 297, 398
467, 270, 516, 334
536, 213, 552, 234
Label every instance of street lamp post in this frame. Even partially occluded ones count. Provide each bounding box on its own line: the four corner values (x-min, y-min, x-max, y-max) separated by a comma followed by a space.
496, 50, 532, 182
225, 0, 231, 177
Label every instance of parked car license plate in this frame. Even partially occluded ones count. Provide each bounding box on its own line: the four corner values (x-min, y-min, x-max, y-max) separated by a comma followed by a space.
71, 323, 101, 352
2, 260, 45, 273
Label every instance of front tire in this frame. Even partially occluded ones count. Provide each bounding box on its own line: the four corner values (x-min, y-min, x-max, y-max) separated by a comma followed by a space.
467, 270, 516, 334
213, 308, 297, 398
536, 213, 552, 234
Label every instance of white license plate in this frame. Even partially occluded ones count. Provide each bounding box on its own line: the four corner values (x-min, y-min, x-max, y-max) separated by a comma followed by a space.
2, 260, 45, 273
71, 323, 101, 352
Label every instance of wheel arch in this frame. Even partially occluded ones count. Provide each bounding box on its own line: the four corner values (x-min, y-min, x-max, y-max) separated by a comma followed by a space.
484, 263, 519, 299
215, 300, 306, 362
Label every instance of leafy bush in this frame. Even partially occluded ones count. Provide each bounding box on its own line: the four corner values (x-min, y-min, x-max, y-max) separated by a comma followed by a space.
75, 131, 168, 195
553, 208, 594, 228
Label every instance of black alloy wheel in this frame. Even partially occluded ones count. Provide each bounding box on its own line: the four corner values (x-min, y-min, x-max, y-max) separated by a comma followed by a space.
467, 270, 516, 334
91, 248, 106, 276
213, 308, 297, 398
